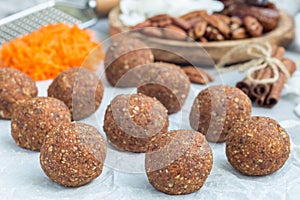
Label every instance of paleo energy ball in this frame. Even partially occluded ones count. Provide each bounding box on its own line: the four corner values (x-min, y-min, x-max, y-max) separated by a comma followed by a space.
0, 67, 37, 119
40, 122, 107, 187
190, 85, 252, 142
104, 38, 154, 87
226, 116, 290, 176
103, 93, 169, 153
48, 67, 104, 120
11, 97, 71, 151
145, 130, 213, 195
137, 62, 190, 114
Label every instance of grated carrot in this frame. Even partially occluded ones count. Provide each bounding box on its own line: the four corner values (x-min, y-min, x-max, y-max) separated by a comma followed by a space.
0, 23, 104, 81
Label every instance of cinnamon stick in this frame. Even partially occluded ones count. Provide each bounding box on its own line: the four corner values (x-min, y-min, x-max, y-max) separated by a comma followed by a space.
265, 58, 296, 108
236, 77, 253, 98
236, 45, 296, 108
236, 45, 280, 99
252, 46, 285, 106
251, 46, 285, 97
254, 67, 273, 106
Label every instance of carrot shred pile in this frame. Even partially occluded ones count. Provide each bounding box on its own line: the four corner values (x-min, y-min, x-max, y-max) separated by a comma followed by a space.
0, 23, 104, 81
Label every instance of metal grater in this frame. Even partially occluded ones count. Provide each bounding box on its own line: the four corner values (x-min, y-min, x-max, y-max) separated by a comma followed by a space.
0, 0, 98, 45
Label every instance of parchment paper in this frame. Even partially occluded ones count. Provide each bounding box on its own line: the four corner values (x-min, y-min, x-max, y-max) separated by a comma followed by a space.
1, 52, 300, 199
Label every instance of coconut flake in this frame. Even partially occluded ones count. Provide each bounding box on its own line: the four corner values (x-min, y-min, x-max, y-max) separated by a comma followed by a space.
119, 0, 224, 26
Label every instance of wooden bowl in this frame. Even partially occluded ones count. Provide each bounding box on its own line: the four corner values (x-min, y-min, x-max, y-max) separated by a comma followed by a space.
109, 7, 295, 66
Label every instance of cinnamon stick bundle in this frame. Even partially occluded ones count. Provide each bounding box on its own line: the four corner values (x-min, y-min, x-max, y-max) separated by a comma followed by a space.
265, 59, 296, 107
236, 45, 297, 108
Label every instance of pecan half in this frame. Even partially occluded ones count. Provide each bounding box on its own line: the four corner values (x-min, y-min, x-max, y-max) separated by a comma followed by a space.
171, 17, 191, 30
230, 17, 243, 26
182, 66, 214, 84
244, 16, 263, 37
149, 14, 171, 22
201, 13, 231, 38
232, 28, 248, 39
230, 6, 280, 31
141, 27, 164, 38
164, 25, 187, 40
180, 10, 208, 21
206, 26, 224, 41
213, 14, 231, 25
148, 14, 172, 28
186, 18, 202, 29
133, 20, 152, 29
194, 21, 208, 38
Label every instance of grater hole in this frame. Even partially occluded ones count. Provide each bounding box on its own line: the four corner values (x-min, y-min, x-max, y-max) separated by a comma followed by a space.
0, 5, 85, 45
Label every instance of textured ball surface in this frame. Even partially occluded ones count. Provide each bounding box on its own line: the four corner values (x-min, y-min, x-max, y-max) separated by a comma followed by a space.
103, 93, 169, 153
48, 67, 104, 120
226, 116, 290, 176
0, 67, 37, 119
11, 97, 71, 151
104, 38, 154, 87
137, 62, 190, 114
190, 85, 252, 142
145, 130, 213, 195
40, 122, 107, 187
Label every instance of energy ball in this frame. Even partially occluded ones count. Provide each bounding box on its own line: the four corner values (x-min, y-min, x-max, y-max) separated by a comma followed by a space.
0, 67, 37, 119
40, 122, 107, 187
190, 85, 252, 142
145, 130, 213, 195
103, 93, 169, 153
104, 38, 154, 87
137, 62, 190, 114
48, 67, 104, 120
226, 116, 290, 176
11, 97, 71, 151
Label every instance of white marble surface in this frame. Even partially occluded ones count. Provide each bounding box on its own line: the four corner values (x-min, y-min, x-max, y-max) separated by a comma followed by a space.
1, 1, 300, 200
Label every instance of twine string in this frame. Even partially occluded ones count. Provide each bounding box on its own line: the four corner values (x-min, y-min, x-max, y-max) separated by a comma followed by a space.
216, 42, 291, 84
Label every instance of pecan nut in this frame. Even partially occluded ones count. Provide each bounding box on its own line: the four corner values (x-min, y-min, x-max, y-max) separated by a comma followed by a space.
171, 17, 191, 30
213, 14, 231, 25
201, 13, 231, 38
133, 20, 152, 29
180, 10, 208, 21
232, 28, 248, 39
141, 27, 164, 38
164, 25, 187, 41
194, 21, 208, 38
230, 16, 243, 30
230, 6, 280, 31
205, 26, 224, 41
244, 16, 263, 37
148, 14, 172, 28
182, 66, 214, 84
